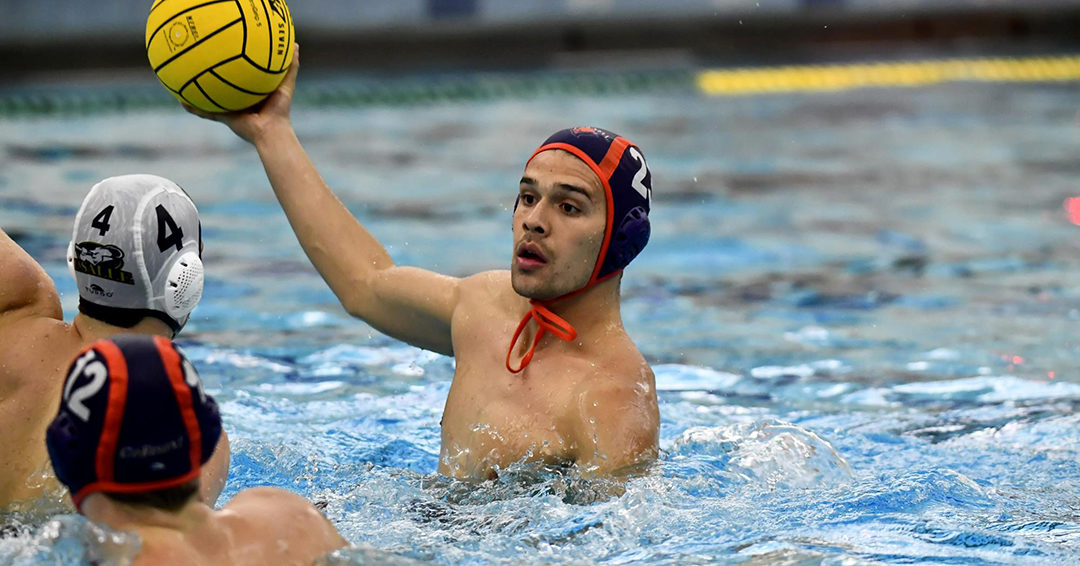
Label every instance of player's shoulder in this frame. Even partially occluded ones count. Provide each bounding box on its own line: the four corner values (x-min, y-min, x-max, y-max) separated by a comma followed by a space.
0, 248, 62, 324
568, 354, 660, 473
224, 486, 331, 526
573, 340, 654, 401
460, 269, 510, 288
457, 270, 514, 302
0, 313, 75, 397
593, 330, 653, 378
222, 487, 338, 546
578, 363, 652, 400
225, 486, 313, 511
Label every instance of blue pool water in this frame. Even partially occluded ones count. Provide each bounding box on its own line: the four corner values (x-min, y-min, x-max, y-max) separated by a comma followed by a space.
1, 68, 1079, 564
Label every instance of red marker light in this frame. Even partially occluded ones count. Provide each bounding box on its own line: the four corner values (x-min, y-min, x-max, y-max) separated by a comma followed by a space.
1066, 197, 1080, 226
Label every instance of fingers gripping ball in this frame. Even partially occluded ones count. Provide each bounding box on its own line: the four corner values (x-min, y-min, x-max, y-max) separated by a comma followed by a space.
146, 0, 295, 112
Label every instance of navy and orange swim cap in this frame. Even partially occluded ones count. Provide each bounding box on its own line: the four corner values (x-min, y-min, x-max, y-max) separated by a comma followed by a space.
46, 335, 221, 509
526, 126, 652, 285
507, 127, 653, 373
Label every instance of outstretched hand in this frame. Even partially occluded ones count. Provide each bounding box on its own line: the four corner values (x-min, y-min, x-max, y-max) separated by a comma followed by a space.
183, 43, 301, 145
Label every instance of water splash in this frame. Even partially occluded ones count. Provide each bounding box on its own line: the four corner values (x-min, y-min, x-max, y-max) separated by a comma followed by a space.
0, 515, 139, 566
668, 421, 853, 491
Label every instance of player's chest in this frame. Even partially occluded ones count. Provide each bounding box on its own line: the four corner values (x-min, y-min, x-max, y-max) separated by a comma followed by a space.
444, 353, 581, 452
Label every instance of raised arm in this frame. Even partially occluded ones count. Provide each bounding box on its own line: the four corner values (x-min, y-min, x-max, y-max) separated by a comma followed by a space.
0, 227, 61, 323
187, 47, 459, 355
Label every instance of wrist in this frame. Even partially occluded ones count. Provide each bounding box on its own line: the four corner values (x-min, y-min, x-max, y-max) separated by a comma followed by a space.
251, 118, 295, 148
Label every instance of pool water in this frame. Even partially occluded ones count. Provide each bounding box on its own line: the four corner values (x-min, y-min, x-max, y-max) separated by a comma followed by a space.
1, 66, 1079, 564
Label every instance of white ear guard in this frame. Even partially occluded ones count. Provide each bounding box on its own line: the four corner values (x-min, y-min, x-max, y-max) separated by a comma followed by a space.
163, 251, 204, 322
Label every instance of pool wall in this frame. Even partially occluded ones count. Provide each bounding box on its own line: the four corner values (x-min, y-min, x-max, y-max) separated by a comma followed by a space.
2, 0, 1080, 78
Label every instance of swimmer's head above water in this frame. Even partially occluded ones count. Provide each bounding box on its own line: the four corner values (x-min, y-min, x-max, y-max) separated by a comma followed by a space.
507, 127, 653, 372
68, 174, 204, 336
513, 127, 652, 296
45, 335, 221, 510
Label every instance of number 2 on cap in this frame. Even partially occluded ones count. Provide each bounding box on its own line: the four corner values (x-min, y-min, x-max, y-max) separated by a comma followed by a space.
181, 358, 207, 403
628, 147, 650, 203
63, 350, 108, 421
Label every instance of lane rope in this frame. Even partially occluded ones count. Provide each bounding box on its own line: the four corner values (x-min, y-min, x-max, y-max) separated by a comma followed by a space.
697, 54, 1080, 95
1, 54, 1077, 116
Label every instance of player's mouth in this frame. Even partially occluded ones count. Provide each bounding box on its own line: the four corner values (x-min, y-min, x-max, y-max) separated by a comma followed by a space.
515, 242, 548, 270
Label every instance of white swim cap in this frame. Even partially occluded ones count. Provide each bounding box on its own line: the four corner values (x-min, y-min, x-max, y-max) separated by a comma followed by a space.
67, 174, 203, 335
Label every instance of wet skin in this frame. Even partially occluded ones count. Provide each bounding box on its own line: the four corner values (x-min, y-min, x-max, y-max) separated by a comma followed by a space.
0, 229, 229, 512
187, 46, 659, 479
439, 149, 657, 477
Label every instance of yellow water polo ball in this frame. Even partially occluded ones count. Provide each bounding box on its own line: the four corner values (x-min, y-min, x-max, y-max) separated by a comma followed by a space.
146, 0, 295, 112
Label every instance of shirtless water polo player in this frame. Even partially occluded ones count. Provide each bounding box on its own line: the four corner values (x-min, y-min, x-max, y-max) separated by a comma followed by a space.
0, 174, 229, 510
188, 47, 659, 479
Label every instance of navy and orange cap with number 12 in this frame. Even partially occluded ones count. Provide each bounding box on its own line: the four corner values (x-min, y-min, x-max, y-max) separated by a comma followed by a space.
46, 335, 221, 510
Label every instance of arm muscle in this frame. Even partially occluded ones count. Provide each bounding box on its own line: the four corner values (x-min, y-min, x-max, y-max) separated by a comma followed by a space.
252, 123, 461, 355
0, 228, 60, 323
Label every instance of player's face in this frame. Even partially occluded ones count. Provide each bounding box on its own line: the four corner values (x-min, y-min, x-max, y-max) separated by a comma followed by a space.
511, 149, 607, 300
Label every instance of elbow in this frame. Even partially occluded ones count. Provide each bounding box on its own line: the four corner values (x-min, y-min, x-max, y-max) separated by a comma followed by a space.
339, 291, 372, 320
337, 272, 379, 319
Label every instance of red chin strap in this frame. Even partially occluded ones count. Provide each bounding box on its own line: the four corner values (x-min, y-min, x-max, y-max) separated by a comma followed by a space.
505, 299, 577, 374
504, 270, 621, 374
